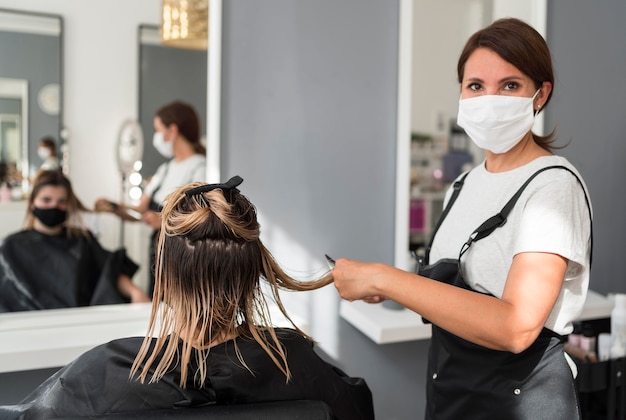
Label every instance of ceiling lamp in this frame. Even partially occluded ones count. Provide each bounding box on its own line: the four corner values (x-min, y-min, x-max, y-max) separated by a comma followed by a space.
161, 0, 208, 50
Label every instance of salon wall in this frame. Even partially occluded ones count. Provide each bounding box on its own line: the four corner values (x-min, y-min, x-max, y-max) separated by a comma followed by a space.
219, 1, 432, 418
545, 0, 626, 295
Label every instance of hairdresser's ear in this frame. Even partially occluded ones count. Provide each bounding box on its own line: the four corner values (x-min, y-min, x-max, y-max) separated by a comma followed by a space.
536, 81, 552, 109
169, 123, 180, 138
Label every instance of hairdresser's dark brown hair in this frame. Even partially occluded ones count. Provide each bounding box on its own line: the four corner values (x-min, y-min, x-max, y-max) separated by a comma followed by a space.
26, 170, 90, 237
131, 181, 332, 387
155, 101, 206, 155
39, 136, 57, 157
457, 18, 559, 151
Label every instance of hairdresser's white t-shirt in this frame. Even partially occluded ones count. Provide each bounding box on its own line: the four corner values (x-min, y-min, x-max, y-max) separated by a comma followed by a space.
430, 155, 592, 336
144, 155, 206, 205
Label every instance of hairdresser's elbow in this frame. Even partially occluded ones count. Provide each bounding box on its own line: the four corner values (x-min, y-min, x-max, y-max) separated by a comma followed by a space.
503, 328, 542, 354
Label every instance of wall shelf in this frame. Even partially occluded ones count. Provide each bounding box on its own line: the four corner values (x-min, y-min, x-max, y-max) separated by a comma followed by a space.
340, 289, 614, 345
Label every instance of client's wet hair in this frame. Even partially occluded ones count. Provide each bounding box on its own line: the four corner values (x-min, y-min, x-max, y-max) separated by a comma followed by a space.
131, 177, 332, 387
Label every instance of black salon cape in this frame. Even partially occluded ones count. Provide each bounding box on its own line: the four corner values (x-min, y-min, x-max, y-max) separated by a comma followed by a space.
0, 328, 374, 420
0, 229, 138, 312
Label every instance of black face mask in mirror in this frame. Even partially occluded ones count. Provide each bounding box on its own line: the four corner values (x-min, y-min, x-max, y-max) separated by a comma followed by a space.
33, 207, 67, 227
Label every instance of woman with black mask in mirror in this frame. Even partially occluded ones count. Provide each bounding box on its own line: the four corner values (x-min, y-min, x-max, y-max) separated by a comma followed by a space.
0, 177, 374, 419
0, 170, 149, 312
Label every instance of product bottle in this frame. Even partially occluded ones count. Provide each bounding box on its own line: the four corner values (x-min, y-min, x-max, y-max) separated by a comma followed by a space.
610, 293, 626, 359
568, 321, 583, 348
598, 333, 612, 361
0, 182, 11, 203
579, 323, 597, 354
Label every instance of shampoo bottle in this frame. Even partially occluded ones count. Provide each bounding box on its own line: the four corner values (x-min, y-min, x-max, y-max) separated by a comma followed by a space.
610, 293, 626, 359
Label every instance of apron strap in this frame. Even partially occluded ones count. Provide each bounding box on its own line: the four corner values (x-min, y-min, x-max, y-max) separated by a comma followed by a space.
422, 171, 470, 265
458, 165, 593, 264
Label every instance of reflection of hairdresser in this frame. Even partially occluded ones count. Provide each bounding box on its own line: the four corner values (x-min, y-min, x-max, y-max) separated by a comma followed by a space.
1, 177, 374, 419
0, 170, 149, 312
38, 136, 60, 171
95, 101, 206, 296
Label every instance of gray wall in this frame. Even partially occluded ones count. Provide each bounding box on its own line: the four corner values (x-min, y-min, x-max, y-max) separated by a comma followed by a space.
545, 0, 626, 295
221, 1, 397, 264
220, 2, 427, 418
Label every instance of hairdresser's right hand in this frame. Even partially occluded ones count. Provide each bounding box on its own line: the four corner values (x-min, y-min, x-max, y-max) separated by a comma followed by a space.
94, 198, 117, 213
333, 258, 389, 304
142, 210, 161, 230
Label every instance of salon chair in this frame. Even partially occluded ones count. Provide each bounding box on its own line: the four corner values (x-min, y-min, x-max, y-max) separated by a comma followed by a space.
60, 400, 334, 419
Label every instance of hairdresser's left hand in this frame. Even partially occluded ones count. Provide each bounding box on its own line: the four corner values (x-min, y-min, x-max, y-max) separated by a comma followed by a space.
142, 210, 161, 230
333, 258, 390, 303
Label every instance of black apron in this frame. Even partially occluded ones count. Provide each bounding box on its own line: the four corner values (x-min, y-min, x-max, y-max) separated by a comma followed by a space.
418, 166, 592, 420
421, 259, 581, 419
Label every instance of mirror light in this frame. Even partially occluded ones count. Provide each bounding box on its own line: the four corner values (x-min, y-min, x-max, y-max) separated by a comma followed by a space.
129, 172, 142, 186
161, 0, 208, 50
129, 186, 143, 201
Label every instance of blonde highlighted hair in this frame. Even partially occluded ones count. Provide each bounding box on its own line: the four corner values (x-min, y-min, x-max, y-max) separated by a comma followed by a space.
130, 179, 332, 388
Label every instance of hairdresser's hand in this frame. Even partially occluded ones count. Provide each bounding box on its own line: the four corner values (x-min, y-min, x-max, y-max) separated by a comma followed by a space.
142, 210, 161, 230
94, 198, 116, 212
333, 258, 390, 304
130, 287, 151, 303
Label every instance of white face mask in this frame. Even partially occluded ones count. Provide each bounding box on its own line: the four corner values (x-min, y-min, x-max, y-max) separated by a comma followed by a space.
456, 89, 540, 154
38, 147, 51, 160
152, 132, 174, 158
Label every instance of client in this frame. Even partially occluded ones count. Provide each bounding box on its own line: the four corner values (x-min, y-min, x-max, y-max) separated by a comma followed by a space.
0, 176, 374, 419
0, 170, 149, 312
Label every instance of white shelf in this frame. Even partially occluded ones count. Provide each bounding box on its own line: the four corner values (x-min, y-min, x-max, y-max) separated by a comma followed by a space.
340, 289, 614, 345
0, 302, 308, 373
340, 300, 431, 344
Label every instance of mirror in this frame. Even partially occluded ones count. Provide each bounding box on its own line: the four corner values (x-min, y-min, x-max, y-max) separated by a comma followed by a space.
0, 8, 63, 198
395, 0, 547, 270
121, 24, 208, 289
137, 24, 207, 182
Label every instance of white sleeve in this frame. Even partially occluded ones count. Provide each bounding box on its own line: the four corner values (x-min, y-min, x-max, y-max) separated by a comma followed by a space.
190, 159, 207, 183
515, 170, 592, 269
143, 162, 169, 197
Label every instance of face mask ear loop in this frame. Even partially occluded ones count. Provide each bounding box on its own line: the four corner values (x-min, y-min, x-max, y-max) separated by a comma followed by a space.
533, 88, 542, 116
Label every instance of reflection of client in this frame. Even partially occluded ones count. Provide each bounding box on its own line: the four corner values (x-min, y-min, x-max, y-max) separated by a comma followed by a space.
0, 177, 374, 419
0, 170, 149, 312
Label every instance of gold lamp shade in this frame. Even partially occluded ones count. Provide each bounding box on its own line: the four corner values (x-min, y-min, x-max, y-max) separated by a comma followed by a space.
161, 0, 208, 50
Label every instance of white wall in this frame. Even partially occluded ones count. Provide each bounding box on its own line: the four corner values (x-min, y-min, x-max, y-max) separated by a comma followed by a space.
411, 0, 487, 136
410, 0, 545, 136
0, 0, 160, 254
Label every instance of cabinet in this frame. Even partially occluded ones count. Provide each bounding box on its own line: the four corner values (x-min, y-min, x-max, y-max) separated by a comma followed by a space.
577, 357, 625, 419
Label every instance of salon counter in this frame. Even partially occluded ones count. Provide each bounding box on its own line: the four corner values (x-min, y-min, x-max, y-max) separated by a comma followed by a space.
340, 289, 614, 344
0, 302, 308, 374
0, 303, 152, 373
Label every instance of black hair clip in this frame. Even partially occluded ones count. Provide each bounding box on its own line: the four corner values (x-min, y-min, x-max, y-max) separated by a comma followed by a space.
185, 175, 244, 197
